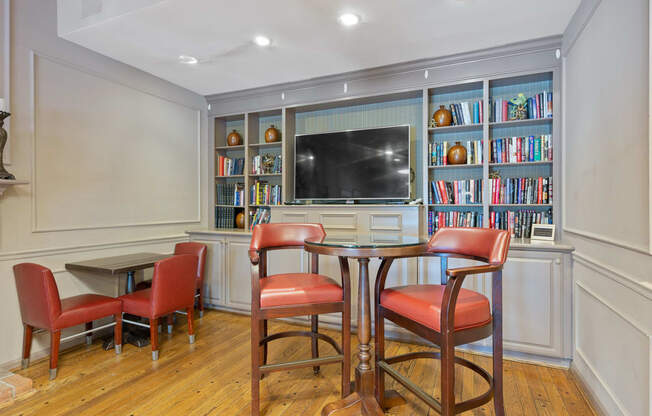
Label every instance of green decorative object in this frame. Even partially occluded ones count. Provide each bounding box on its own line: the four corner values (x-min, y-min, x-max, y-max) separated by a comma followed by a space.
509, 93, 528, 120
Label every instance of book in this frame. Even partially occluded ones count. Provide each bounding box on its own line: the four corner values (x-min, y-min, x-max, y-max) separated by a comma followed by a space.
443, 100, 482, 126
489, 176, 552, 205
429, 179, 482, 205
430, 140, 482, 166
489, 135, 552, 164
491, 91, 553, 122
428, 210, 483, 234
490, 208, 553, 238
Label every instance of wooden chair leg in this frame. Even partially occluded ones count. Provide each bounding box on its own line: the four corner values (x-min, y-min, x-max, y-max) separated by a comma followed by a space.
251, 315, 261, 416
49, 331, 61, 380
493, 324, 505, 415
150, 318, 159, 361
22, 325, 33, 369
261, 320, 268, 366
167, 314, 174, 334
342, 299, 351, 397
198, 288, 205, 318
186, 307, 195, 344
440, 333, 455, 416
311, 315, 320, 375
114, 314, 122, 354
85, 322, 93, 345
374, 310, 385, 407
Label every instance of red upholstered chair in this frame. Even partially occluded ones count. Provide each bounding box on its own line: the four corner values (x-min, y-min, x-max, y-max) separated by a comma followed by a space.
13, 263, 122, 380
165, 242, 207, 333
374, 228, 510, 415
248, 223, 351, 415
120, 255, 197, 360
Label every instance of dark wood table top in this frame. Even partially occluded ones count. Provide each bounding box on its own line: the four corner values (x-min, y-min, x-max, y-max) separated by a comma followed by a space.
65, 252, 170, 275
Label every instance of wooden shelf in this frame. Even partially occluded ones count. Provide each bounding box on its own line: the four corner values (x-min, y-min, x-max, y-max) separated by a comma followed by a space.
249, 204, 282, 207
489, 118, 552, 128
490, 204, 553, 207
215, 175, 245, 179
428, 204, 482, 207
489, 161, 552, 167
429, 164, 482, 169
215, 145, 245, 150
428, 123, 483, 133
215, 204, 245, 208
249, 173, 281, 177
249, 142, 282, 148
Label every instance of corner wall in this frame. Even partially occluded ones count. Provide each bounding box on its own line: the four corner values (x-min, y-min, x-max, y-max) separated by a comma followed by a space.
0, 0, 208, 369
563, 0, 652, 414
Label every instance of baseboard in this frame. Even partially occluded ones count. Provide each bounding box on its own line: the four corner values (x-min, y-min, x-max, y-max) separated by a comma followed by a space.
571, 350, 623, 416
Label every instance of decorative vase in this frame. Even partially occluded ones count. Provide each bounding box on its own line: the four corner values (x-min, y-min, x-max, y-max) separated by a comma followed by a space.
227, 130, 242, 146
0, 111, 15, 180
447, 142, 467, 165
433, 105, 452, 127
510, 104, 528, 121
264, 125, 280, 143
235, 212, 245, 229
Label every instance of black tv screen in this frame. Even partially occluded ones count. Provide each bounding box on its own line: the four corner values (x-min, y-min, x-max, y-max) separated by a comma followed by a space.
294, 125, 410, 200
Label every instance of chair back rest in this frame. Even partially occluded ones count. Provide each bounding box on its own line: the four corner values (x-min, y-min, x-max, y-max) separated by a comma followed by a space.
151, 255, 197, 316
13, 263, 62, 329
427, 228, 510, 265
174, 242, 207, 286
250, 223, 326, 251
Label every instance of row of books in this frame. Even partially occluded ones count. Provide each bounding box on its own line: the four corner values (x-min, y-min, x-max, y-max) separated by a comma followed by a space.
217, 156, 244, 176
440, 100, 483, 126
250, 181, 282, 206
490, 135, 552, 164
428, 210, 483, 235
490, 209, 553, 239
429, 179, 483, 205
491, 91, 553, 122
215, 206, 238, 229
249, 208, 271, 230
490, 176, 552, 205
251, 154, 282, 175
429, 140, 483, 166
216, 183, 245, 206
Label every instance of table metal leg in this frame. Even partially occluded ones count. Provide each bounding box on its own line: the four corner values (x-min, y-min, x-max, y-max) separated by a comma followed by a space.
102, 269, 150, 350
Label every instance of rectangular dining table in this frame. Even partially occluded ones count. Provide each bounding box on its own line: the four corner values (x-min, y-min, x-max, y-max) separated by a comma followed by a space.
65, 252, 170, 348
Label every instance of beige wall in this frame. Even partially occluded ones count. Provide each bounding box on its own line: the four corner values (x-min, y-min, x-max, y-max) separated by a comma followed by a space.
563, 0, 652, 414
0, 0, 208, 368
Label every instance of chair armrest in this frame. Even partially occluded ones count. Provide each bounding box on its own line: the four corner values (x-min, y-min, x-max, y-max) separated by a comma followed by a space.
446, 264, 502, 277
249, 249, 260, 265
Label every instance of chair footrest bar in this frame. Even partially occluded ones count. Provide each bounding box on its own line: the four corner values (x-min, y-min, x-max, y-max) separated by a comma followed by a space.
122, 318, 151, 329
260, 354, 344, 374
260, 331, 343, 355
377, 361, 442, 413
60, 322, 117, 342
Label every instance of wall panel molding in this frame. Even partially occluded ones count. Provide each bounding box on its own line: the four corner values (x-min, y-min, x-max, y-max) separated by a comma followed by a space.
1, 0, 10, 165
28, 51, 202, 232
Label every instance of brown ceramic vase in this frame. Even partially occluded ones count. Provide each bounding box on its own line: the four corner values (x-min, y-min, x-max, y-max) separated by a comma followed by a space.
264, 125, 280, 143
227, 130, 242, 146
447, 142, 467, 165
433, 105, 452, 127
235, 212, 245, 229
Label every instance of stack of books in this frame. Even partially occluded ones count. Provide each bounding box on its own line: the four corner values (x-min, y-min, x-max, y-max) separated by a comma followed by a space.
429, 179, 483, 205
428, 211, 483, 235
442, 100, 483, 126
429, 140, 482, 166
215, 206, 235, 229
490, 135, 552, 163
249, 208, 271, 230
491, 91, 553, 122
217, 156, 244, 176
216, 183, 245, 206
489, 176, 552, 204
250, 181, 282, 205
490, 209, 553, 238
251, 154, 282, 174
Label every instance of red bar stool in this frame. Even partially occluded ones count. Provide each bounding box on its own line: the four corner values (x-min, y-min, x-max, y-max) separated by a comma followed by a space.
13, 263, 123, 380
374, 228, 510, 415
120, 255, 197, 360
248, 223, 351, 415
166, 242, 207, 333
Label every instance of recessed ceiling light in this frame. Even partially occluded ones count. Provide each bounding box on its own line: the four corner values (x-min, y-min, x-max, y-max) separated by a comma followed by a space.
254, 35, 271, 47
178, 55, 198, 65
338, 13, 360, 26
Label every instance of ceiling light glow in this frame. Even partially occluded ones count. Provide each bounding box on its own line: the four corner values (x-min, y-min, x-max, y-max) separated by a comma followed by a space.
254, 36, 271, 47
338, 13, 360, 26
178, 55, 198, 65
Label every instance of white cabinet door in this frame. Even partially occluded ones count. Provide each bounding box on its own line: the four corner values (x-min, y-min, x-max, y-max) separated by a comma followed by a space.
225, 237, 253, 311
194, 239, 225, 307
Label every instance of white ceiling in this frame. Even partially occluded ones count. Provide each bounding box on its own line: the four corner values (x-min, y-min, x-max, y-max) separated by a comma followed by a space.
57, 0, 580, 96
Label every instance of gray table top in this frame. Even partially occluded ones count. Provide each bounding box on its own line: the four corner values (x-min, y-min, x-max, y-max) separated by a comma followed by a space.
65, 252, 169, 275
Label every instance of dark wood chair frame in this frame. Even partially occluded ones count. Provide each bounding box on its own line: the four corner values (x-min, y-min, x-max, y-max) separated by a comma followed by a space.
249, 246, 351, 415
374, 253, 505, 416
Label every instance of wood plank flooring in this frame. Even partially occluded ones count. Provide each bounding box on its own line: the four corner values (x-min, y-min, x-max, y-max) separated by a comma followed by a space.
3, 310, 595, 415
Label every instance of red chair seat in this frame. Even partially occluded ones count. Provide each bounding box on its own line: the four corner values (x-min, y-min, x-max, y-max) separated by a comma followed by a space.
54, 294, 122, 330
119, 289, 153, 318
380, 285, 491, 332
260, 273, 343, 308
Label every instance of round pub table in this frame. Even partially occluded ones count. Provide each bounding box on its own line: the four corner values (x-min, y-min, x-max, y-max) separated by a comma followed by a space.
304, 233, 428, 416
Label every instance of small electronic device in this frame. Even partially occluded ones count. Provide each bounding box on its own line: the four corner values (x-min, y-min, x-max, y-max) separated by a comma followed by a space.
531, 224, 556, 241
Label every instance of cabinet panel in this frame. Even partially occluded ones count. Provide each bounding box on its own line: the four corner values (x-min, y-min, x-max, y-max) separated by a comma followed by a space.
226, 238, 253, 310
201, 239, 225, 305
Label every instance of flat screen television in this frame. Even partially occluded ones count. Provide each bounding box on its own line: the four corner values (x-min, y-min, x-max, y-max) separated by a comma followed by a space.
294, 125, 410, 201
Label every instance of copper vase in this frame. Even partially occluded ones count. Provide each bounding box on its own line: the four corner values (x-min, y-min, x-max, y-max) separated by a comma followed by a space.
433, 105, 452, 127
447, 142, 467, 165
227, 130, 242, 146
235, 212, 245, 229
264, 125, 280, 143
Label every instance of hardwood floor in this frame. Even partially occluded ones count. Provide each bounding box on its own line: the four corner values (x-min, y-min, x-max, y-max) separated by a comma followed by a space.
3, 310, 595, 415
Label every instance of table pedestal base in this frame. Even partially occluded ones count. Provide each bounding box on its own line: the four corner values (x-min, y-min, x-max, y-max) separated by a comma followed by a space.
322, 368, 405, 416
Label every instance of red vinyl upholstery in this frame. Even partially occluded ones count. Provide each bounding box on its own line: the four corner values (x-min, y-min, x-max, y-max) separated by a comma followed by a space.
380, 285, 491, 331
427, 227, 510, 265
250, 223, 325, 260
260, 273, 343, 308
120, 255, 197, 319
174, 242, 207, 290
13, 263, 121, 330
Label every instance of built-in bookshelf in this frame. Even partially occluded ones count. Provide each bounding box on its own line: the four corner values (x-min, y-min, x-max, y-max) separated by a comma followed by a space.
424, 71, 558, 238
213, 110, 284, 230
